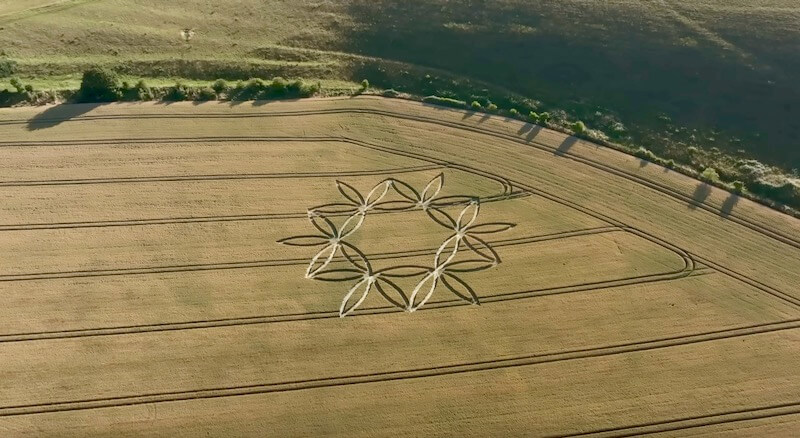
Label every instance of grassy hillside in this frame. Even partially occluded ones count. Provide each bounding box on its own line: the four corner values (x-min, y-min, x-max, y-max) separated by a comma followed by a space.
0, 1, 798, 185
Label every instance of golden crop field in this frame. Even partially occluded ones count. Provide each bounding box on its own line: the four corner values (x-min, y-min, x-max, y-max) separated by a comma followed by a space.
0, 97, 799, 437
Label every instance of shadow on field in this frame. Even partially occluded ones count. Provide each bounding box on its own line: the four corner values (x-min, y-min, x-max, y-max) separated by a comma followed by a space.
689, 183, 712, 210
555, 136, 578, 155
720, 193, 740, 218
27, 103, 101, 131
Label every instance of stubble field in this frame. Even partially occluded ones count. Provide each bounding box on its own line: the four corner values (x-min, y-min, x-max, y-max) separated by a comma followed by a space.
0, 97, 798, 436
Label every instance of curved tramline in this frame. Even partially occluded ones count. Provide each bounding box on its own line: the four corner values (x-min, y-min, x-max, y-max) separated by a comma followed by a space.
0, 97, 797, 437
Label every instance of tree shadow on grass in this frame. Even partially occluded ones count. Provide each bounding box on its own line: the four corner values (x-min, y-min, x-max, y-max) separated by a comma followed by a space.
27, 103, 101, 131
689, 182, 712, 210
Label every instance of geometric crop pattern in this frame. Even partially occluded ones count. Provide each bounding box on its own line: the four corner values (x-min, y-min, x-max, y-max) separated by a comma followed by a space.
278, 174, 515, 317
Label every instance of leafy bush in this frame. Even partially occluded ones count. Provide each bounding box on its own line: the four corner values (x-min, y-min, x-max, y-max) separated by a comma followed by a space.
509, 108, 519, 117
231, 80, 246, 98
361, 79, 370, 90
9, 78, 24, 94
287, 79, 303, 94
134, 80, 153, 101
572, 121, 587, 134
665, 159, 676, 169
701, 167, 720, 183
634, 147, 659, 162
749, 178, 799, 206
529, 111, 540, 122
538, 112, 551, 124
470, 101, 482, 110
211, 79, 228, 95
487, 103, 498, 112
243, 78, 267, 98
196, 87, 217, 101
226, 77, 317, 100
165, 82, 190, 101
299, 81, 320, 97
422, 95, 467, 109
732, 180, 745, 194
23, 84, 33, 93
0, 59, 17, 78
269, 76, 288, 95
382, 89, 400, 97
78, 68, 121, 102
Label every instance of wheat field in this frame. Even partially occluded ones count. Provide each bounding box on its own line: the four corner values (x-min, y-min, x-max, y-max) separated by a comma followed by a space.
0, 97, 798, 436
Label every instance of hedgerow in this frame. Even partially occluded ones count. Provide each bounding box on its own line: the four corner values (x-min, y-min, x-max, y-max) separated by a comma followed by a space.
422, 95, 467, 109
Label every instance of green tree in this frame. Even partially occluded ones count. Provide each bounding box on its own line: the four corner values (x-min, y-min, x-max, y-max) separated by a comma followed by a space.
701, 167, 720, 183
78, 68, 121, 102
538, 112, 551, 124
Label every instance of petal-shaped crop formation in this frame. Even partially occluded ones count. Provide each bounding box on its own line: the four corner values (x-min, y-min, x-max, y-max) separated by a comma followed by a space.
456, 200, 481, 230
308, 212, 338, 238
389, 178, 421, 203
306, 243, 339, 279
421, 173, 445, 203
408, 271, 439, 312
336, 180, 365, 205
441, 273, 480, 305
339, 276, 374, 317
277, 235, 331, 247
364, 180, 393, 208
281, 175, 514, 316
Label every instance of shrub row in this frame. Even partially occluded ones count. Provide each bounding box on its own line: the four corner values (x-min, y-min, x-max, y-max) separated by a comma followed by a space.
74, 68, 321, 103
421, 95, 467, 109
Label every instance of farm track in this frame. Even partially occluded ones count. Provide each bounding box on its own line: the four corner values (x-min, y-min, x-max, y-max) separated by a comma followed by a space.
0, 163, 443, 187
0, 317, 795, 417
3, 229, 615, 282
0, 185, 528, 232
559, 401, 800, 437
0, 265, 709, 344
690, 253, 800, 308
6, 106, 794, 249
